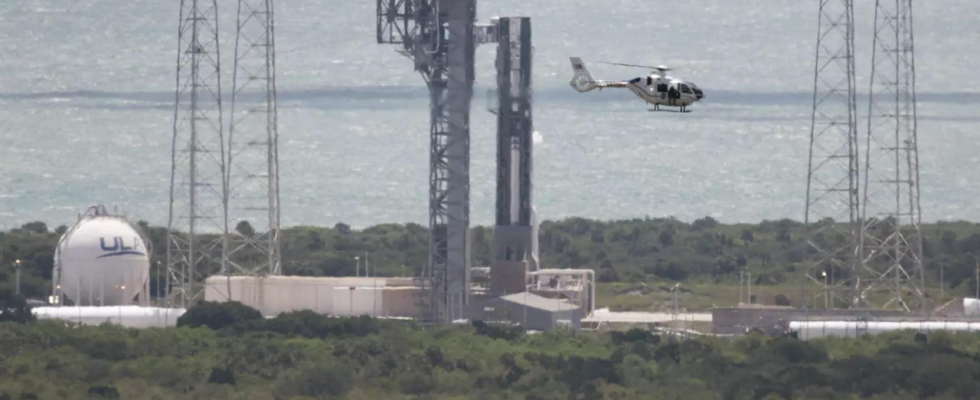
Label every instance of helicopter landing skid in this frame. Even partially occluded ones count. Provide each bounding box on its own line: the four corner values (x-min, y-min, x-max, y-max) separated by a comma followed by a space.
648, 108, 692, 113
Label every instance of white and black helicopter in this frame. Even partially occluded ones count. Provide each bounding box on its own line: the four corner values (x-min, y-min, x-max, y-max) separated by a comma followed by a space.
569, 57, 705, 112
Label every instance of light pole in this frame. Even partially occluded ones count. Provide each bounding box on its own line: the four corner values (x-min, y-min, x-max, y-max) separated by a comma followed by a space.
14, 259, 21, 296
821, 271, 828, 309
354, 256, 360, 277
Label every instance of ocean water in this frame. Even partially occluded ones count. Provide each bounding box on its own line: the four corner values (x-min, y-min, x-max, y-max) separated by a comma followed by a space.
0, 0, 978, 230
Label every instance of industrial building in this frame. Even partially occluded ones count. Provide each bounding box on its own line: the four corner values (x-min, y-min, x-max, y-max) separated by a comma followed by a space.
204, 276, 421, 318
465, 293, 582, 331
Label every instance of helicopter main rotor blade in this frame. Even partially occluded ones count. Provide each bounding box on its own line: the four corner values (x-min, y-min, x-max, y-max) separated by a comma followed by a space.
598, 62, 665, 70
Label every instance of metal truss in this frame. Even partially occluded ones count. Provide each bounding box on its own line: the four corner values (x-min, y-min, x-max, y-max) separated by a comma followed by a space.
803, 0, 861, 309
226, 0, 282, 278
167, 0, 227, 308
859, 0, 924, 312
377, 0, 475, 323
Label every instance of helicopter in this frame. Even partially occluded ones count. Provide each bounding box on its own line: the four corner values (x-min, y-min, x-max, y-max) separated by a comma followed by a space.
569, 57, 704, 112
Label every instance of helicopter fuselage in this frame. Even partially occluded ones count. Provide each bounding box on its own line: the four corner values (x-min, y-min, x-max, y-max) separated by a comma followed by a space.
569, 57, 705, 112
625, 74, 704, 108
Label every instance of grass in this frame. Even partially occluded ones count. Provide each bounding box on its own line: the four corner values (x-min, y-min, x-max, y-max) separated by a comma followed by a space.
596, 277, 971, 313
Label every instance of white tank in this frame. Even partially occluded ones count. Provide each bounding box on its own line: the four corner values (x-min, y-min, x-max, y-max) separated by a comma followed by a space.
54, 207, 150, 306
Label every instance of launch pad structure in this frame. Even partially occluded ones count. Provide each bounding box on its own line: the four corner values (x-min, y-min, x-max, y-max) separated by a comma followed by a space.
376, 0, 476, 323
377, 1, 545, 323
488, 17, 538, 297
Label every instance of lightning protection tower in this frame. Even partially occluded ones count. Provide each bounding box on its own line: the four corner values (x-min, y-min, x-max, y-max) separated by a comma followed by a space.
377, 0, 476, 323
167, 0, 227, 308
802, 0, 861, 310
226, 0, 282, 280
859, 0, 924, 312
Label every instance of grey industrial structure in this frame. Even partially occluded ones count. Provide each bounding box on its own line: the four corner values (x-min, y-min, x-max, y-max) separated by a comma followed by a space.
466, 293, 581, 332
490, 17, 537, 297
377, 0, 477, 324
377, 3, 554, 326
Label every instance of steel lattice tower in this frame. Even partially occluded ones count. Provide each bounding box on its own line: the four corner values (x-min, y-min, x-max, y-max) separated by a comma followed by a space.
167, 0, 227, 308
226, 0, 282, 279
377, 0, 476, 323
803, 0, 861, 309
859, 0, 924, 311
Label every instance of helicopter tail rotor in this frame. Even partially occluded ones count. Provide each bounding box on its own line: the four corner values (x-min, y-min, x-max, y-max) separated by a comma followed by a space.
569, 57, 599, 92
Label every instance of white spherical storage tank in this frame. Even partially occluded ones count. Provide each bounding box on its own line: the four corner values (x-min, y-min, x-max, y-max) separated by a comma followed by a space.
54, 209, 150, 306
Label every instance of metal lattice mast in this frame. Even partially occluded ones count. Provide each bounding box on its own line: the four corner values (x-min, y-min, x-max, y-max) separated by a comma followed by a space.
802, 0, 861, 309
860, 0, 923, 311
226, 0, 281, 278
377, 0, 475, 323
167, 0, 226, 308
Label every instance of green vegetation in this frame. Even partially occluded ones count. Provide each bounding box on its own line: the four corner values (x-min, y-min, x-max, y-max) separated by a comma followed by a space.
3, 302, 980, 399
3, 218, 980, 311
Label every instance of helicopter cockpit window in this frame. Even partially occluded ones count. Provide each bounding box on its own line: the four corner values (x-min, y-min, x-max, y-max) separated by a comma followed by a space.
688, 82, 704, 98
646, 76, 652, 85
656, 83, 668, 92
680, 84, 692, 94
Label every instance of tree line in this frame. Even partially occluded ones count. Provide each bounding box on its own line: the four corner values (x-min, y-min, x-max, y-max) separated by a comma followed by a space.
3, 217, 980, 302
2, 301, 980, 399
